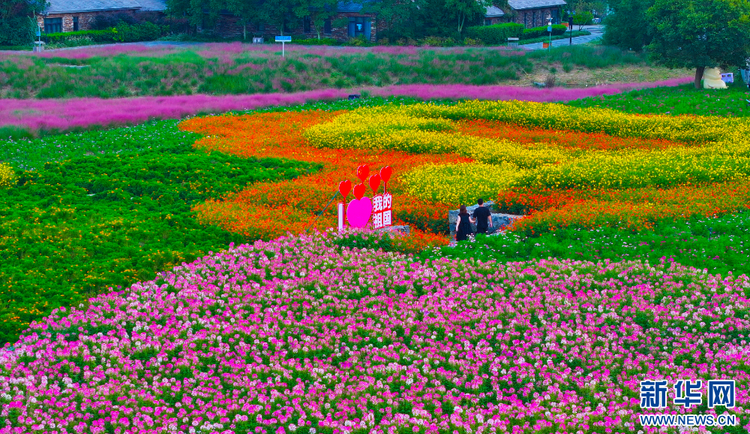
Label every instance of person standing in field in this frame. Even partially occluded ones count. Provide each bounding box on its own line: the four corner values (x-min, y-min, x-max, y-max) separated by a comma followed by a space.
455, 204, 474, 242
471, 198, 493, 234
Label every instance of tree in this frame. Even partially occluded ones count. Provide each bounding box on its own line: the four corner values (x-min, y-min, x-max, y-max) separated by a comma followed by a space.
361, 0, 422, 40
444, 0, 489, 33
226, 0, 264, 40
166, 0, 224, 32
258, 0, 301, 36
572, 11, 594, 29
646, 0, 750, 89
602, 0, 655, 51
0, 0, 48, 46
293, 0, 338, 40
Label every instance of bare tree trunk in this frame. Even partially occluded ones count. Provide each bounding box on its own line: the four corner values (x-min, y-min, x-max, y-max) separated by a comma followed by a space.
243, 23, 247, 40
694, 66, 705, 89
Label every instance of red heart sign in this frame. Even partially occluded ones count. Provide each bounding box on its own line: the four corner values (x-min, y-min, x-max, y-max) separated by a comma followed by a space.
353, 183, 366, 200
380, 166, 393, 184
369, 174, 381, 194
356, 164, 370, 182
338, 179, 352, 198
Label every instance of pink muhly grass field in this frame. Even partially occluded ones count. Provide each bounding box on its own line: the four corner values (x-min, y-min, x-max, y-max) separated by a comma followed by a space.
0, 78, 692, 134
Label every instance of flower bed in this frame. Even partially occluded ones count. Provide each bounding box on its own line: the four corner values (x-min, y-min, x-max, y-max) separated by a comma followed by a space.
0, 79, 692, 137
1, 231, 748, 433
305, 100, 750, 234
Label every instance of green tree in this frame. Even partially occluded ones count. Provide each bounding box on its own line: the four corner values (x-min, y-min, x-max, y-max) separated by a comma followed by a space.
361, 0, 422, 40
259, 0, 300, 35
573, 11, 594, 29
226, 0, 263, 40
646, 0, 750, 89
602, 0, 655, 51
167, 0, 224, 31
0, 0, 48, 46
445, 0, 489, 33
293, 0, 338, 40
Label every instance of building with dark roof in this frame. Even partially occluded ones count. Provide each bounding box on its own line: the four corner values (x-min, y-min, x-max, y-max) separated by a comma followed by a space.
37, 0, 167, 33
484, 0, 567, 28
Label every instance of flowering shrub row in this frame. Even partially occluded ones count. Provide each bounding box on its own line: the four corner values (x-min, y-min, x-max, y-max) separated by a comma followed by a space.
1, 231, 748, 433
0, 140, 316, 345
0, 163, 14, 189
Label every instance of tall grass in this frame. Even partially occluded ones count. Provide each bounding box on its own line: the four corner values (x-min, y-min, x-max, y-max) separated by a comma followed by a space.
0, 44, 657, 99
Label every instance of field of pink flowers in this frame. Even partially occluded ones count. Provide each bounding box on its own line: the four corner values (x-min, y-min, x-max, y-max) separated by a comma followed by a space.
0, 78, 692, 134
1, 229, 747, 433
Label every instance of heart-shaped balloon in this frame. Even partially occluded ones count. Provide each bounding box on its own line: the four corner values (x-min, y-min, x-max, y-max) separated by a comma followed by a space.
353, 183, 366, 200
356, 164, 370, 182
338, 179, 352, 198
380, 166, 393, 184
347, 197, 372, 228
369, 174, 381, 194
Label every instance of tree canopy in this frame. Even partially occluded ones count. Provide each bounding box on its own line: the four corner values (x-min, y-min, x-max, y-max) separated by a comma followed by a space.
646, 0, 750, 88
0, 0, 48, 46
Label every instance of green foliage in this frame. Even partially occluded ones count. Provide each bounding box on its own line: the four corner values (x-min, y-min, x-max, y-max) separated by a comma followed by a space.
420, 211, 750, 277
43, 29, 117, 44
0, 138, 319, 345
112, 22, 166, 43
465, 23, 524, 44
522, 25, 568, 39
0, 0, 47, 46
0, 46, 652, 99
602, 0, 655, 51
568, 80, 750, 117
646, 0, 750, 78
572, 11, 594, 28
292, 37, 338, 45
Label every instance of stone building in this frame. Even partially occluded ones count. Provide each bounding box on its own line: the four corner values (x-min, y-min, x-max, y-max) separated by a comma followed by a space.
209, 2, 380, 42
483, 0, 566, 28
36, 0, 167, 34
508, 0, 566, 27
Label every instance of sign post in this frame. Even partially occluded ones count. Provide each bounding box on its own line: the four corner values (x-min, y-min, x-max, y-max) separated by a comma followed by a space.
547, 18, 552, 54
275, 35, 291, 57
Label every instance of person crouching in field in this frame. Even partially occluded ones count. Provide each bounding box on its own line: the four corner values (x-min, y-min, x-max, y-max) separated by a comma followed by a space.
456, 205, 474, 242
471, 198, 493, 235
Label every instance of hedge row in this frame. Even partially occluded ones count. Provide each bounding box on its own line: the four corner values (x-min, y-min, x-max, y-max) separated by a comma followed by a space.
465, 23, 524, 45
523, 24, 568, 39
465, 23, 569, 45
42, 22, 167, 45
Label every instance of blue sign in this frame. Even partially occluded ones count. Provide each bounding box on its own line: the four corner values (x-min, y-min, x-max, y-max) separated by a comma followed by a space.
275, 36, 292, 42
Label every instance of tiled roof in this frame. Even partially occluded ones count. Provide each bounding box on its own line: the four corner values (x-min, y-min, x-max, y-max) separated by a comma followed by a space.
508, 0, 566, 10
485, 5, 505, 17
336, 1, 364, 12
135, 0, 167, 11
45, 0, 166, 13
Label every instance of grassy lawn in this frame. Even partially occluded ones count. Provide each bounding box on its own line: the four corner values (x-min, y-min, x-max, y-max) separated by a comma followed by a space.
0, 45, 663, 99
568, 77, 750, 116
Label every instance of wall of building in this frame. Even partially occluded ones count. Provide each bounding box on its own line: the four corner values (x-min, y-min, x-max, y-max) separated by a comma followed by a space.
36, 10, 159, 33
512, 7, 562, 28
210, 12, 380, 42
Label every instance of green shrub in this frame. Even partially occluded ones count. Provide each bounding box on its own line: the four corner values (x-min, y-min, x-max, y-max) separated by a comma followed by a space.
113, 22, 165, 43
293, 37, 338, 45
522, 24, 567, 39
43, 29, 117, 44
465, 23, 524, 45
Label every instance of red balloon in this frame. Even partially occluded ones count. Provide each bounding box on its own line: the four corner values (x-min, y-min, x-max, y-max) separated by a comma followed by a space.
338, 179, 352, 198
369, 174, 381, 194
379, 166, 393, 184
353, 183, 366, 200
356, 164, 370, 182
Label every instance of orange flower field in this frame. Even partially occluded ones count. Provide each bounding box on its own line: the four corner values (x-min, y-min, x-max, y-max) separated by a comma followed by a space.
180, 102, 750, 246
180, 111, 472, 250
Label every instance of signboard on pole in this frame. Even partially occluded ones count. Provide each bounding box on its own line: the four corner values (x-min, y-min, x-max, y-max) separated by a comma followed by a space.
275, 36, 291, 57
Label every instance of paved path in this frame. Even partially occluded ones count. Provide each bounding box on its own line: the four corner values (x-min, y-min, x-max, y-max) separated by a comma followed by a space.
521, 25, 603, 51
